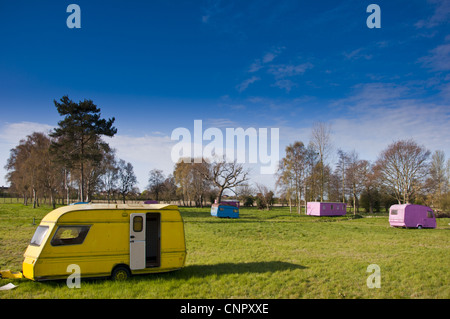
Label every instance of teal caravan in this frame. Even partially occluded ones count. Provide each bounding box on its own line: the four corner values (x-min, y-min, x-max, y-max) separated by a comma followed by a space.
211, 200, 239, 219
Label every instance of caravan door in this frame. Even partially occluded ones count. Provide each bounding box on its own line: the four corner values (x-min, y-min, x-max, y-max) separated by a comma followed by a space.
130, 213, 146, 270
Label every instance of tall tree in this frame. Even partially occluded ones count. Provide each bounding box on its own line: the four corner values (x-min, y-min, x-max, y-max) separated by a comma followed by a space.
276, 141, 308, 214
99, 150, 119, 203
147, 169, 166, 201
304, 143, 320, 202
205, 159, 249, 203
117, 159, 137, 203
345, 151, 368, 214
360, 163, 380, 214
173, 159, 193, 206
160, 174, 178, 202
426, 150, 448, 209
310, 122, 333, 201
236, 184, 255, 207
5, 137, 32, 204
5, 132, 63, 208
49, 96, 117, 202
374, 139, 430, 204
255, 184, 275, 211
173, 158, 213, 207
336, 149, 349, 203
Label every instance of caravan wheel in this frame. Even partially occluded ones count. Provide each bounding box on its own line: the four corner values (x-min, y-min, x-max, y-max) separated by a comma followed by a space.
417, 225, 423, 229
111, 265, 131, 281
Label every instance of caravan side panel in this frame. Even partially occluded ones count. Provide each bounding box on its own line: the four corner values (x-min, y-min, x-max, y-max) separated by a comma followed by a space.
23, 205, 187, 281
34, 209, 129, 280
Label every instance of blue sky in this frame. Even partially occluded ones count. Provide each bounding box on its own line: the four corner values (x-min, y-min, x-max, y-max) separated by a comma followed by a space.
1, 0, 450, 190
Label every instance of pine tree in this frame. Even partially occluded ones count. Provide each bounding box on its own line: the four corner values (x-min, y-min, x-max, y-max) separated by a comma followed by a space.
49, 96, 117, 202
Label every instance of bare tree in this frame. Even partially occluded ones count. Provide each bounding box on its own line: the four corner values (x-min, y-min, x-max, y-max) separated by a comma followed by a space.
336, 149, 350, 203
5, 132, 63, 208
117, 159, 137, 203
345, 151, 369, 214
276, 141, 308, 214
147, 169, 166, 201
236, 184, 255, 207
206, 159, 250, 203
310, 122, 333, 201
99, 150, 119, 203
255, 183, 275, 210
160, 174, 178, 203
426, 150, 448, 209
374, 139, 430, 204
304, 142, 320, 202
361, 162, 379, 214
173, 158, 213, 207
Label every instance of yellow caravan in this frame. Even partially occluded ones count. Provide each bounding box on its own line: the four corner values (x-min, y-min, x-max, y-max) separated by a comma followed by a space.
22, 203, 186, 281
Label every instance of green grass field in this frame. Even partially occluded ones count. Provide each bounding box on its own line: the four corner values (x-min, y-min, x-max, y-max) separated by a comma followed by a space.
0, 203, 449, 299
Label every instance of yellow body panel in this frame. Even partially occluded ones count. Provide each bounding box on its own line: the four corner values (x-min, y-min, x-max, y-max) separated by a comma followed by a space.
0, 269, 23, 279
22, 204, 186, 281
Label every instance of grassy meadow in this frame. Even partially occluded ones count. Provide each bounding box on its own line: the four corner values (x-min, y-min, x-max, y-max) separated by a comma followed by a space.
0, 203, 449, 299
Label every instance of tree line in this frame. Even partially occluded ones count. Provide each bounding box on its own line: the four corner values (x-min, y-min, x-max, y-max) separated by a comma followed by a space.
4, 96, 251, 208
4, 97, 450, 215
276, 123, 450, 216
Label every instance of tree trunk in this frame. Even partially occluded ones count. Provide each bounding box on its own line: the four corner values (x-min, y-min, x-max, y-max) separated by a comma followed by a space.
65, 169, 70, 205
320, 156, 324, 202
51, 191, 56, 209
33, 188, 37, 209
80, 169, 84, 202
217, 188, 224, 204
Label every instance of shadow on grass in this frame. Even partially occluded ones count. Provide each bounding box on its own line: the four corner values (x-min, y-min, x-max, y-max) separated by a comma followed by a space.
33, 261, 307, 287
172, 261, 307, 279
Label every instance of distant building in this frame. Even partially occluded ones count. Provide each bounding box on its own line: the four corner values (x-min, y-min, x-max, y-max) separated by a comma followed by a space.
0, 186, 10, 194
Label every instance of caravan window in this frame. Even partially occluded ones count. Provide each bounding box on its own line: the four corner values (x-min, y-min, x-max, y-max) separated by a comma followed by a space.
427, 211, 434, 218
133, 216, 143, 232
51, 226, 90, 246
30, 226, 49, 246
391, 210, 398, 215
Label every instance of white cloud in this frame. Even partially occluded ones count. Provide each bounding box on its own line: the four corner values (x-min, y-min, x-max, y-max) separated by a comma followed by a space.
330, 104, 450, 164
107, 134, 177, 189
415, 0, 450, 29
343, 48, 373, 60
328, 83, 450, 162
0, 121, 54, 144
242, 47, 314, 93
0, 121, 55, 186
248, 61, 263, 73
0, 122, 178, 190
248, 47, 285, 73
201, 0, 223, 24
202, 15, 210, 23
236, 76, 260, 92
262, 52, 277, 63
272, 79, 297, 93
267, 62, 313, 79
420, 43, 450, 71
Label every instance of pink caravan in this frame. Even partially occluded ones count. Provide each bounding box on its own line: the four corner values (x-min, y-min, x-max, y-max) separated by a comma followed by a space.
389, 204, 436, 229
306, 202, 347, 216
